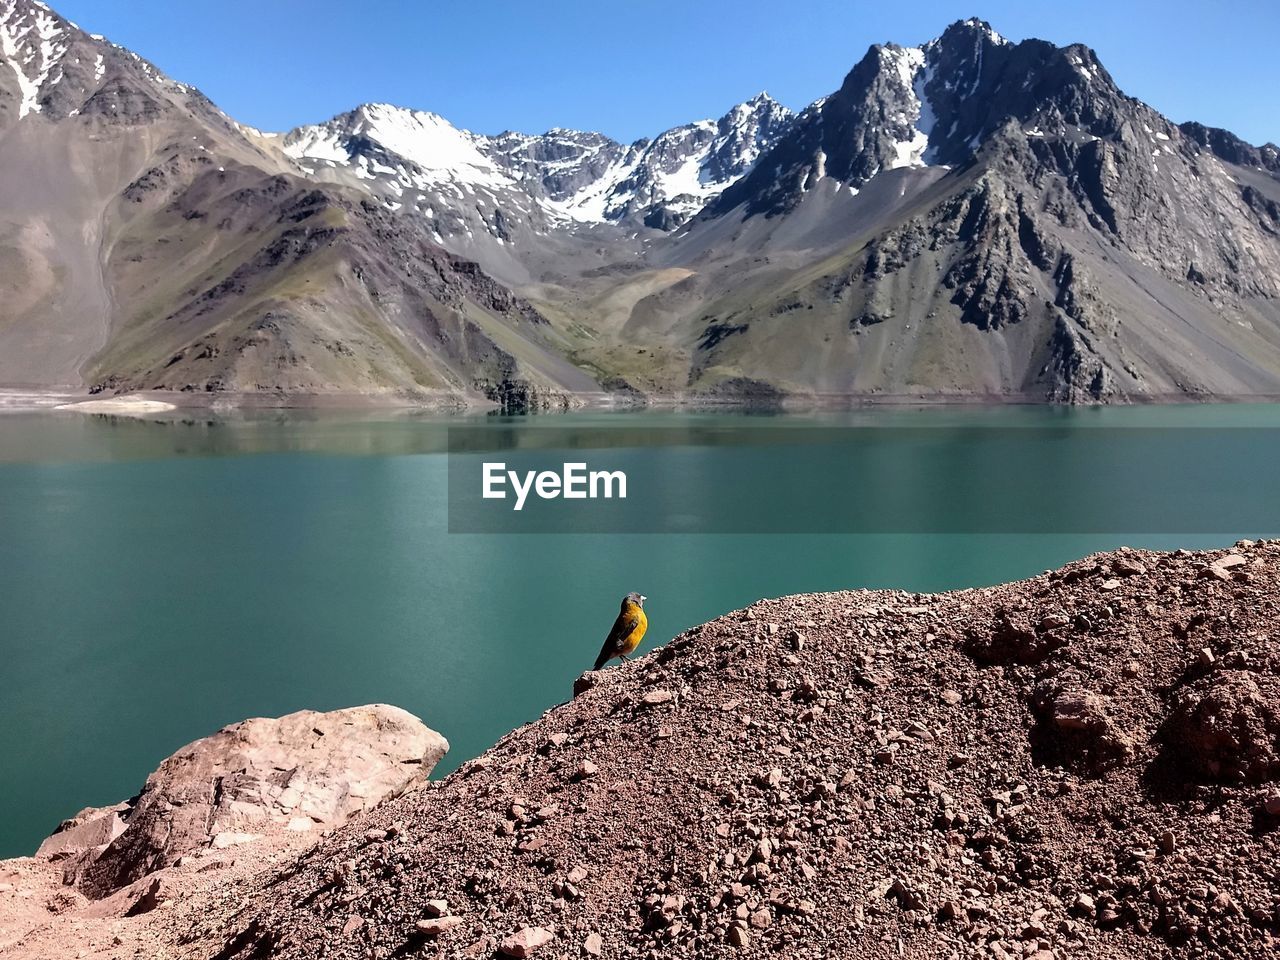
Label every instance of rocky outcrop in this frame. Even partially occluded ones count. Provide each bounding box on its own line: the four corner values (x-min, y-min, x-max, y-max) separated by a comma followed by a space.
39, 705, 447, 899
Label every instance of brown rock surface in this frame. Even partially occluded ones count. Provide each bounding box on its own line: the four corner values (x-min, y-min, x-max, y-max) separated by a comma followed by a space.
4, 545, 1280, 960
205, 544, 1278, 960
63, 705, 448, 899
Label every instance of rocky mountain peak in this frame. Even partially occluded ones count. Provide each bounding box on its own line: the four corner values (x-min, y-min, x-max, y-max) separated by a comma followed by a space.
1, 0, 82, 120
0, 0, 211, 128
281, 89, 795, 235
706, 20, 1149, 220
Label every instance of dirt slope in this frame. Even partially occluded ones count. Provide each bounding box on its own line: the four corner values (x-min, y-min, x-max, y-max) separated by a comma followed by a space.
2, 544, 1278, 959
194, 543, 1278, 960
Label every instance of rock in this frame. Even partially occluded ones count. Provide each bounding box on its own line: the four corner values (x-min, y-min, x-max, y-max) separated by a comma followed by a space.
1051, 690, 1111, 732
211, 831, 262, 849
1113, 557, 1147, 576
500, 926, 554, 957
1100, 578, 1122, 591
727, 925, 751, 948
572, 760, 599, 780
940, 689, 963, 705
69, 705, 447, 899
583, 932, 603, 955
36, 804, 129, 861
1047, 689, 1135, 768
342, 916, 365, 937
1263, 793, 1280, 817
640, 689, 673, 707
752, 838, 774, 863
425, 899, 450, 917
416, 916, 464, 936
573, 673, 599, 698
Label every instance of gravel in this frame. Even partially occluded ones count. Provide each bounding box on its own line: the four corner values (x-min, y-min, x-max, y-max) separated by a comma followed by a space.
105, 546, 1280, 956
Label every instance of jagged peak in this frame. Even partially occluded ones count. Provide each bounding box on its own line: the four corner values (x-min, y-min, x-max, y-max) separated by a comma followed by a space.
720, 91, 793, 122
931, 17, 1009, 48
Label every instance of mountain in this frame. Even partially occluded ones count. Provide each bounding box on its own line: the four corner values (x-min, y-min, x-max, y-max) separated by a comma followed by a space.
0, 0, 600, 407
662, 19, 1280, 401
3, 3, 1280, 406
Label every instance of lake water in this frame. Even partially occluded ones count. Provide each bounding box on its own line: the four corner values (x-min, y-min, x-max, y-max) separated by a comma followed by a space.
1, 405, 1276, 858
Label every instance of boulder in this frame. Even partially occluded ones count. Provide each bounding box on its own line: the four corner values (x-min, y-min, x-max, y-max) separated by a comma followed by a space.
50, 705, 447, 899
36, 804, 129, 860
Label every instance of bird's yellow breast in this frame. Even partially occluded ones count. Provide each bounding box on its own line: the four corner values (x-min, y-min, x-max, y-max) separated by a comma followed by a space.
619, 602, 648, 654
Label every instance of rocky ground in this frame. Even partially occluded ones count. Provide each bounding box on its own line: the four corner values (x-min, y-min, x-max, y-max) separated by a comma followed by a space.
0, 705, 448, 959
3, 544, 1279, 959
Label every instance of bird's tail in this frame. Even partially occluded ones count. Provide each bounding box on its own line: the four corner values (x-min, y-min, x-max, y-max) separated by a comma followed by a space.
593, 650, 609, 671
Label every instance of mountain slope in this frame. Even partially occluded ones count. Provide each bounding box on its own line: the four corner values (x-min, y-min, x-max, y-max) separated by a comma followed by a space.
3, 3, 1280, 405
0, 0, 601, 406
648, 20, 1280, 400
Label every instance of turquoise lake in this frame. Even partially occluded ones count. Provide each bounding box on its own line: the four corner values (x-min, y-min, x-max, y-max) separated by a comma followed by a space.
0, 405, 1275, 858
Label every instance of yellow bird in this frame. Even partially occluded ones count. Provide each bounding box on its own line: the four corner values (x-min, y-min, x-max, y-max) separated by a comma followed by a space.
593, 592, 648, 670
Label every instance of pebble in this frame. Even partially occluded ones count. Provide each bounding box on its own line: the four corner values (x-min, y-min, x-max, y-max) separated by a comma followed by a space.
572, 760, 598, 780
415, 916, 463, 936
499, 926, 554, 957
1264, 793, 1280, 817
583, 932, 603, 955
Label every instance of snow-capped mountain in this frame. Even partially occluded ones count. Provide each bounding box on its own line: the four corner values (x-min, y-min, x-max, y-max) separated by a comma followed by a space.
3, 0, 1280, 408
280, 93, 795, 237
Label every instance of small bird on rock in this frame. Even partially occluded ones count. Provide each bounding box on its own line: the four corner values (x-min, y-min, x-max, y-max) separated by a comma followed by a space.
593, 592, 648, 670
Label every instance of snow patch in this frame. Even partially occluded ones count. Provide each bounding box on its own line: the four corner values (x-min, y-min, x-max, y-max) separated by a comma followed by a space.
884, 46, 936, 170
0, 0, 69, 118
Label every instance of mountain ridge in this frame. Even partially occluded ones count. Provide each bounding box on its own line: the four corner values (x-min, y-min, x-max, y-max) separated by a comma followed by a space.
3, 1, 1280, 407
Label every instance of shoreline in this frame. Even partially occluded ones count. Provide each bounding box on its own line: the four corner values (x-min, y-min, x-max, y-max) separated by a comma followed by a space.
6, 387, 1280, 417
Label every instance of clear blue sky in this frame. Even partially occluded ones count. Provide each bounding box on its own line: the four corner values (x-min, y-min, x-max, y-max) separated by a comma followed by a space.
51, 0, 1279, 145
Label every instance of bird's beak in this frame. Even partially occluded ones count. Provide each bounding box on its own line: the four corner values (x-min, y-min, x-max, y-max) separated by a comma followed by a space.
640, 595, 648, 602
